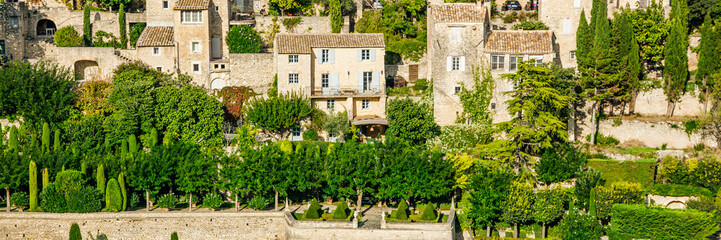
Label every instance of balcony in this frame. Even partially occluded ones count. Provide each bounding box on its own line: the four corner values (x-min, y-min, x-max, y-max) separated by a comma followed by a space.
310, 86, 384, 98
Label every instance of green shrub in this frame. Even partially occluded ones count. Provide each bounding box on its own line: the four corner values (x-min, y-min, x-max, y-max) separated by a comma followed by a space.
226, 25, 262, 53
203, 192, 223, 209
595, 182, 646, 219
69, 223, 82, 240
40, 183, 67, 213
421, 202, 436, 221
129, 23, 146, 48
105, 178, 122, 212
10, 192, 29, 209
118, 172, 127, 211
650, 184, 714, 197
503, 11, 518, 23
686, 196, 717, 213
8, 126, 19, 150
557, 210, 604, 240
92, 31, 122, 48
658, 155, 690, 184
396, 200, 409, 220
302, 129, 318, 141
248, 195, 268, 210
609, 204, 717, 240
692, 157, 721, 192
54, 26, 82, 47
332, 201, 348, 219
171, 232, 178, 240
56, 170, 84, 193
158, 193, 177, 209
130, 192, 140, 209
536, 144, 587, 184
574, 168, 603, 209
66, 186, 102, 213
304, 199, 322, 219
511, 20, 549, 30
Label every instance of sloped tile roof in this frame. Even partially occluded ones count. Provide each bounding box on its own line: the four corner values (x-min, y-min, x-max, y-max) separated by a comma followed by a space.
431, 3, 485, 23
484, 30, 554, 54
136, 26, 174, 47
276, 33, 385, 54
174, 0, 209, 10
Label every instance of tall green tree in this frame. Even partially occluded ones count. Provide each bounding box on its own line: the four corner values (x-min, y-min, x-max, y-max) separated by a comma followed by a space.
29, 161, 38, 211
174, 143, 216, 211
479, 62, 571, 177
627, 0, 669, 67
83, 5, 91, 46
330, 0, 342, 33
41, 123, 51, 153
468, 163, 514, 237
96, 164, 105, 195
576, 10, 592, 69
696, 14, 720, 113
0, 151, 27, 212
663, 0, 690, 117
386, 98, 440, 145
501, 182, 535, 238
154, 86, 224, 149
612, 10, 642, 114
118, 3, 127, 49
533, 187, 565, 238
128, 145, 176, 211
244, 92, 312, 141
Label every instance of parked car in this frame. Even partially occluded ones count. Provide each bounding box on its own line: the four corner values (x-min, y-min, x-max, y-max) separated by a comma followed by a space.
525, 1, 538, 10
503, 1, 523, 11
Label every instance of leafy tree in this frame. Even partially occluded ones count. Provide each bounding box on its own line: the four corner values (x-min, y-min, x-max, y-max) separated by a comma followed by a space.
469, 163, 514, 237
696, 14, 720, 111
129, 23, 146, 48
533, 187, 565, 238
663, 0, 689, 117
128, 145, 176, 211
218, 154, 250, 211
174, 143, 216, 211
155, 86, 224, 149
326, 142, 377, 211
118, 3, 127, 49
386, 98, 439, 145
575, 168, 603, 209
458, 67, 494, 125
76, 80, 112, 116
98, 0, 130, 10
612, 10, 642, 114
627, 0, 669, 66
589, 188, 597, 217
0, 151, 27, 212
269, 0, 300, 15
330, 0, 342, 33
218, 86, 254, 124
244, 92, 312, 140
226, 25, 263, 53
323, 111, 350, 141
106, 65, 160, 145
69, 223, 82, 240
536, 144, 587, 184
501, 182, 534, 238
479, 62, 571, 176
83, 5, 91, 46
54, 26, 82, 47
688, 0, 720, 31
557, 209, 604, 240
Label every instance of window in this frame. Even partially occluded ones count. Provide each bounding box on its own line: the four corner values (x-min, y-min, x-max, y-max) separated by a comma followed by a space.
289, 55, 299, 63
563, 19, 572, 34
10, 17, 19, 28
153, 47, 160, 56
574, 0, 581, 8
450, 27, 462, 42
452, 57, 460, 71
216, 6, 219, 11
570, 51, 576, 59
455, 86, 462, 95
191, 42, 201, 52
289, 73, 299, 84
0, 40, 5, 55
321, 49, 329, 63
181, 11, 202, 23
510, 55, 522, 71
361, 49, 370, 60
156, 66, 163, 72
321, 74, 329, 88
163, 1, 168, 8
192, 63, 200, 73
530, 55, 543, 66
327, 99, 335, 110
362, 72, 372, 92
362, 99, 370, 109
292, 125, 301, 137
491, 103, 496, 110
491, 55, 505, 70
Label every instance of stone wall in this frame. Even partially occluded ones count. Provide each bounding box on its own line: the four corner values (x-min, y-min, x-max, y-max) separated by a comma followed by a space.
44, 47, 129, 80
229, 53, 275, 93
632, 89, 705, 117
648, 195, 698, 209
589, 119, 717, 149
0, 211, 286, 240
254, 16, 350, 46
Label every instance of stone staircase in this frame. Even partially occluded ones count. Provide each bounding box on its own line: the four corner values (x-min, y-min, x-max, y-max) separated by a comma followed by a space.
114, 49, 135, 62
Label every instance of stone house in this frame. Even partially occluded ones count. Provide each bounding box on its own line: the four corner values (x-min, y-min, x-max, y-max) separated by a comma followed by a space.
428, 2, 557, 126
274, 33, 387, 141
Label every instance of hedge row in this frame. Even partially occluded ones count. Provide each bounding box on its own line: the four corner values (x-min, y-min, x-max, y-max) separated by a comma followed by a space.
650, 184, 714, 197
608, 204, 717, 240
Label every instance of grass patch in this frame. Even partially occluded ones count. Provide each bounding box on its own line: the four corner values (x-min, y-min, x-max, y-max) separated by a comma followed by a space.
588, 159, 655, 188
650, 184, 714, 197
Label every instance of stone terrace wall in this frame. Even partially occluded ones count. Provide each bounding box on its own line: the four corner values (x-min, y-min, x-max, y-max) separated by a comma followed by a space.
591, 119, 717, 149
254, 16, 349, 35
0, 212, 285, 240
633, 89, 705, 117
229, 53, 275, 93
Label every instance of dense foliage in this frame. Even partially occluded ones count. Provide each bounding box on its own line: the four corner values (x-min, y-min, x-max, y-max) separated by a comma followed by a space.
609, 204, 717, 240
386, 98, 439, 145
54, 26, 82, 47
226, 25, 263, 53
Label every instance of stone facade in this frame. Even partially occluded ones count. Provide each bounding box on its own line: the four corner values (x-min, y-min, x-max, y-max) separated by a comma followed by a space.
228, 53, 275, 91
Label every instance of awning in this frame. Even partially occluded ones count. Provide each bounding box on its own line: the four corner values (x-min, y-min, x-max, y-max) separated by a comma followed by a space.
352, 115, 388, 126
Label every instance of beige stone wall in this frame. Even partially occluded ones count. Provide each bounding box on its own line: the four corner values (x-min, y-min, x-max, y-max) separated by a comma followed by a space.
1, 2, 29, 61
277, 53, 312, 94
0, 212, 285, 240
581, 119, 717, 149
255, 16, 350, 46
352, 96, 386, 118
146, 0, 177, 23
174, 9, 212, 87
45, 47, 128, 80
632, 89, 705, 117
137, 46, 176, 74
228, 53, 275, 91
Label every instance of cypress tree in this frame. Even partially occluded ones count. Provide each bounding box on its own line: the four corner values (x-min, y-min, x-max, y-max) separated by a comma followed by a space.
664, 0, 689, 117
42, 168, 49, 191
105, 178, 122, 212
83, 4, 91, 47
53, 129, 61, 152
69, 223, 82, 240
121, 140, 128, 157
81, 161, 87, 176
330, 0, 342, 33
171, 232, 179, 240
41, 123, 50, 152
149, 128, 158, 147
8, 126, 18, 150
589, 188, 597, 217
162, 134, 171, 146
118, 3, 127, 49
576, 10, 592, 69
118, 172, 127, 211
612, 11, 641, 114
128, 135, 137, 155
96, 165, 105, 195
29, 161, 37, 211
696, 13, 720, 111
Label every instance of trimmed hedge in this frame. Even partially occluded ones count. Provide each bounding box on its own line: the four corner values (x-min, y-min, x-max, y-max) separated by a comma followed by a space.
304, 199, 322, 219
421, 202, 436, 221
396, 200, 409, 220
609, 204, 717, 240
650, 184, 714, 197
66, 186, 102, 213
332, 201, 348, 219
69, 223, 82, 240
105, 178, 122, 212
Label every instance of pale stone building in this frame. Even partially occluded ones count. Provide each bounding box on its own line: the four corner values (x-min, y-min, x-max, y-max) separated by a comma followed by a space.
274, 33, 387, 140
428, 2, 557, 126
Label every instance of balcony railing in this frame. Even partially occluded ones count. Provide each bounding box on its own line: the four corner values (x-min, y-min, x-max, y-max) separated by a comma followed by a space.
310, 86, 384, 97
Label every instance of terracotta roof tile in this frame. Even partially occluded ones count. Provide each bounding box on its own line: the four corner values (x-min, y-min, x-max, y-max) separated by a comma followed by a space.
431, 3, 485, 23
174, 0, 209, 10
484, 30, 554, 54
276, 33, 385, 54
136, 26, 174, 47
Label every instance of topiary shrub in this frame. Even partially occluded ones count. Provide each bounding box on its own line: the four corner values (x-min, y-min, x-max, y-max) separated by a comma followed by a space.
171, 232, 178, 240
54, 26, 82, 47
248, 195, 268, 210
557, 209, 604, 240
226, 25, 262, 53
10, 192, 29, 210
8, 126, 19, 150
42, 122, 50, 152
96, 165, 105, 195
157, 193, 177, 209
302, 129, 318, 141
39, 183, 67, 213
69, 223, 82, 240
304, 199, 322, 219
130, 192, 140, 209
66, 186, 102, 213
105, 178, 122, 212
332, 201, 348, 219
396, 200, 409, 220
203, 193, 223, 209
421, 202, 436, 221
42, 168, 50, 191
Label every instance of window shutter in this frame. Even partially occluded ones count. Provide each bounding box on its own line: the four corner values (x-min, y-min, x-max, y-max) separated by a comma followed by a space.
460, 56, 466, 72
330, 49, 335, 64
371, 49, 376, 61
372, 71, 380, 92
446, 56, 452, 72
574, 0, 581, 8
330, 73, 340, 91
317, 50, 321, 64
357, 49, 362, 62
563, 19, 572, 34
358, 72, 364, 93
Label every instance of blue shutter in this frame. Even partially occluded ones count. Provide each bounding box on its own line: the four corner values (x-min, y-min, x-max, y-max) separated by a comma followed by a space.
329, 49, 335, 64
357, 49, 362, 62
316, 50, 321, 64
358, 72, 363, 93
372, 71, 380, 93
371, 49, 376, 61
330, 73, 339, 95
